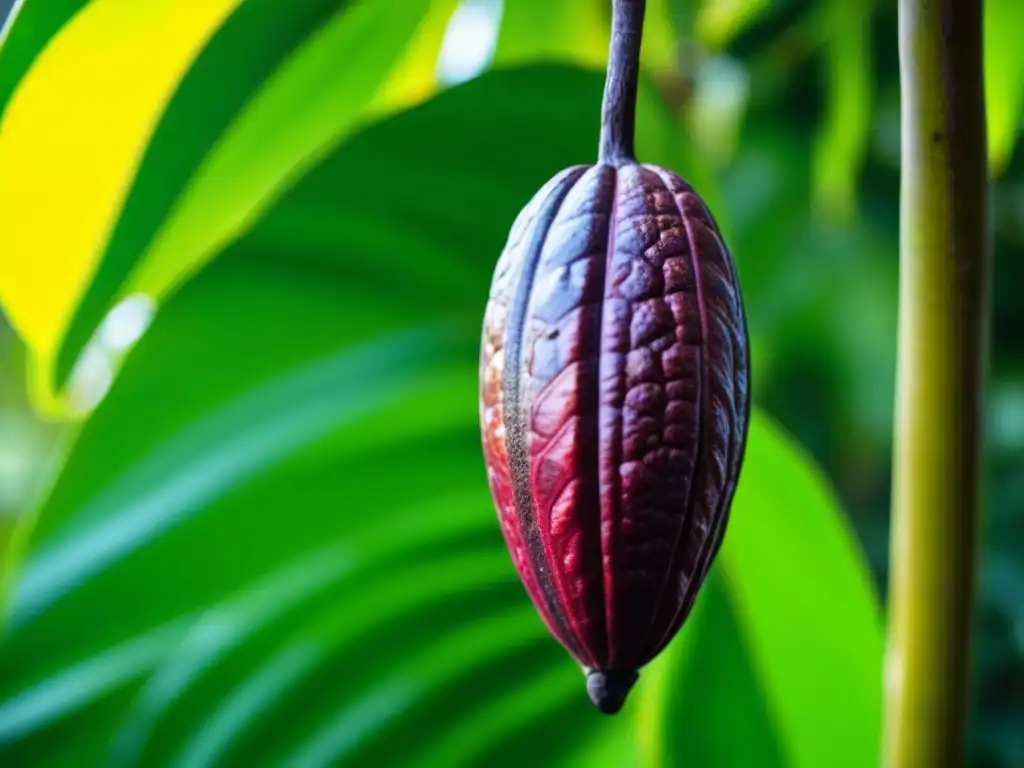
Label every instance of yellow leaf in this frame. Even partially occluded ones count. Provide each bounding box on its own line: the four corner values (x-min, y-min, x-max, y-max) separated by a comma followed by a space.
0, 0, 245, 417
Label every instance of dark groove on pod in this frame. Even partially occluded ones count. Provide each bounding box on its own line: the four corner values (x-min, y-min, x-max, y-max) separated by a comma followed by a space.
596, 166, 622, 668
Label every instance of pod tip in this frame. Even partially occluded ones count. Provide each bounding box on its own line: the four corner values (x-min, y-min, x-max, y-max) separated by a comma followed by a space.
585, 668, 638, 715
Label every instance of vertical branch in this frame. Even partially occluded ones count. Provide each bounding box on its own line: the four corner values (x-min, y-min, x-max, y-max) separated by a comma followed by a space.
885, 0, 991, 765
598, 0, 645, 165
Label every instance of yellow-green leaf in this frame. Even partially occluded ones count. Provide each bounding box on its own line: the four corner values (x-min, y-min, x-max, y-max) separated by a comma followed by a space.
985, 0, 1024, 173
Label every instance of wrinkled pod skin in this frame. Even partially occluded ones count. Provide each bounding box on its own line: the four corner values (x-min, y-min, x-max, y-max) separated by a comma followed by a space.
479, 162, 751, 714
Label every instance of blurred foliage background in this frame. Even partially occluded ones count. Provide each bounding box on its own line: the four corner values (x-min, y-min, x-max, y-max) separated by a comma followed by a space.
0, 0, 1020, 766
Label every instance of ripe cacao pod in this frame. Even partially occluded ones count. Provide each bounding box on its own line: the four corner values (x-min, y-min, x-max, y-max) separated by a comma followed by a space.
479, 0, 750, 715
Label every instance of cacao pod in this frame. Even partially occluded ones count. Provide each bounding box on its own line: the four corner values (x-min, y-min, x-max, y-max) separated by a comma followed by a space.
478, 0, 750, 715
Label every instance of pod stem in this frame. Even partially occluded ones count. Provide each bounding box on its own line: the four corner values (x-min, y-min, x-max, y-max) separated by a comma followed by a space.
884, 0, 991, 765
598, 0, 645, 165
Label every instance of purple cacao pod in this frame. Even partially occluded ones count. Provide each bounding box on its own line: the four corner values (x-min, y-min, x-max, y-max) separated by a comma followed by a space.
479, 0, 750, 715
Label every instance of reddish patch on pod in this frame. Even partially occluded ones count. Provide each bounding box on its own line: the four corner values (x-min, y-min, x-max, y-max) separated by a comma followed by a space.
479, 161, 750, 714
